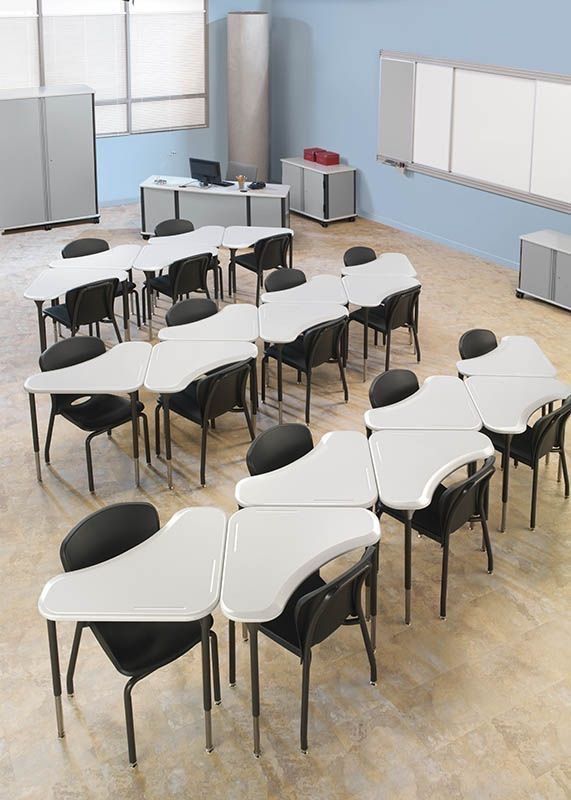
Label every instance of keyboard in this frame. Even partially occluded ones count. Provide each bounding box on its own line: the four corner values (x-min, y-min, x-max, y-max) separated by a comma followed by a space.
212, 180, 234, 187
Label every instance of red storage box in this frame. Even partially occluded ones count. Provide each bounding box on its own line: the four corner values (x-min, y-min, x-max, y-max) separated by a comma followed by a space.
315, 150, 340, 166
303, 147, 326, 161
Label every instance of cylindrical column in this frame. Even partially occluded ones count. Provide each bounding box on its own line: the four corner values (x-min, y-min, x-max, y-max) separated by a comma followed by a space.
227, 12, 270, 181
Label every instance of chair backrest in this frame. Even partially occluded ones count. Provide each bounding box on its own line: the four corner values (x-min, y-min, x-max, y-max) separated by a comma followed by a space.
65, 278, 119, 330
264, 268, 306, 293
165, 297, 218, 327
246, 424, 314, 476
531, 396, 571, 461
39, 335, 107, 412
295, 546, 376, 651
254, 233, 291, 270
168, 253, 211, 298
227, 160, 258, 182
303, 316, 347, 367
196, 359, 253, 419
61, 238, 109, 259
60, 502, 160, 571
154, 218, 194, 237
343, 246, 377, 267
369, 369, 419, 408
383, 286, 420, 331
458, 329, 498, 360
438, 456, 496, 535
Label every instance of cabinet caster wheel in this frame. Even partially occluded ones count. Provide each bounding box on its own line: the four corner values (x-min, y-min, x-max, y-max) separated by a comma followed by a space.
321, 222, 329, 228
45, 225, 52, 230
349, 217, 356, 222
141, 234, 151, 241
515, 290, 524, 298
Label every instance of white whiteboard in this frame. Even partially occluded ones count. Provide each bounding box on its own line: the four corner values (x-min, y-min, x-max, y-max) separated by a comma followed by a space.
531, 81, 571, 203
451, 70, 535, 192
413, 63, 453, 171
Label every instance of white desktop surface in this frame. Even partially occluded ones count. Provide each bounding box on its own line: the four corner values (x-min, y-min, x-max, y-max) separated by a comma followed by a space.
25, 342, 152, 395
25, 268, 129, 302
158, 304, 259, 342
144, 341, 258, 394
38, 508, 227, 622
258, 302, 348, 344
221, 226, 294, 250
49, 244, 142, 270
466, 376, 570, 434
342, 253, 418, 278
141, 175, 290, 200
133, 241, 218, 273
342, 275, 421, 307
260, 275, 347, 305
220, 507, 380, 623
364, 376, 481, 432
235, 431, 378, 508
369, 429, 494, 511
457, 336, 557, 378
149, 226, 225, 248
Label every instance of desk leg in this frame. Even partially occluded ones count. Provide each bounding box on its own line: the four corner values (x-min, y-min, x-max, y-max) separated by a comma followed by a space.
47, 621, 64, 738
363, 308, 369, 382
277, 345, 284, 424
163, 396, 173, 489
130, 392, 140, 487
248, 623, 261, 757
500, 434, 512, 532
404, 511, 412, 625
200, 618, 214, 753
35, 301, 47, 353
29, 393, 42, 482
145, 272, 153, 341
122, 282, 131, 342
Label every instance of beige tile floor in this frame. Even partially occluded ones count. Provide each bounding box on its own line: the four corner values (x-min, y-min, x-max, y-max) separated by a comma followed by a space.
1, 208, 570, 800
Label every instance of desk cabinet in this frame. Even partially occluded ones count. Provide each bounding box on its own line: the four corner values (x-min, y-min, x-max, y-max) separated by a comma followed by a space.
518, 230, 571, 311
281, 157, 356, 226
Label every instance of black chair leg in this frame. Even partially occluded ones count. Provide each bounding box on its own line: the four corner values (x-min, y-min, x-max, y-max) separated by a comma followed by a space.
305, 372, 312, 424
300, 651, 312, 754
200, 421, 208, 486
385, 331, 391, 372
85, 432, 99, 493
123, 674, 145, 767
560, 449, 570, 497
44, 410, 56, 464
134, 290, 141, 328
256, 271, 262, 307
374, 331, 378, 346
154, 403, 161, 456
243, 402, 256, 441
481, 515, 494, 574
297, 370, 302, 384
261, 358, 267, 403
338, 340, 349, 402
140, 413, 151, 464
96, 321, 101, 338
209, 630, 221, 705
412, 324, 421, 362
228, 620, 236, 687
66, 623, 84, 696
440, 537, 450, 620
530, 465, 539, 530
356, 606, 377, 685
110, 314, 122, 344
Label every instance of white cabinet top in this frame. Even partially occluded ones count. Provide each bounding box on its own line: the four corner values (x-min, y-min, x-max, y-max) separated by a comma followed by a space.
466, 376, 570, 434
141, 176, 290, 200
25, 268, 129, 302
158, 304, 259, 343
144, 341, 258, 394
220, 507, 380, 623
235, 431, 378, 508
369, 430, 494, 511
221, 226, 294, 250
49, 244, 142, 270
520, 229, 571, 255
25, 342, 152, 395
281, 157, 356, 175
341, 253, 417, 278
261, 275, 348, 305
364, 376, 481, 432
258, 302, 348, 344
0, 85, 93, 101
456, 336, 557, 378
149, 226, 225, 248
342, 275, 420, 307
38, 508, 227, 623
133, 240, 217, 273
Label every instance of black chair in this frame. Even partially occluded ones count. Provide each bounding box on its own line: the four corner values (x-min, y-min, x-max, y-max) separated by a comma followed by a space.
343, 246, 377, 267
43, 278, 123, 344
246, 423, 314, 476
154, 218, 194, 237
369, 369, 420, 409
232, 233, 292, 305
165, 298, 218, 327
39, 337, 150, 492
483, 398, 570, 529
59, 502, 221, 766
261, 316, 349, 424
380, 457, 496, 619
61, 238, 110, 259
458, 328, 498, 360
147, 252, 212, 308
264, 268, 306, 293
257, 546, 377, 752
349, 285, 421, 372
155, 359, 256, 486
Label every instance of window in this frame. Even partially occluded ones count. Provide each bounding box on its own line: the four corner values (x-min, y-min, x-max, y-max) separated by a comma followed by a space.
0, 0, 207, 136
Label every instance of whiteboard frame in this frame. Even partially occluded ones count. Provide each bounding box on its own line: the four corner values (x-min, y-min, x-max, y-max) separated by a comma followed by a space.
377, 50, 571, 214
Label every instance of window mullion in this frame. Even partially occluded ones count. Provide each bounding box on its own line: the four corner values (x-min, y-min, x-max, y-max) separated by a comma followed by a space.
36, 0, 45, 85
125, 2, 132, 134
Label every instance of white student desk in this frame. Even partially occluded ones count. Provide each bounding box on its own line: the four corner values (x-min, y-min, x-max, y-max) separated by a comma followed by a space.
457, 336, 557, 378
221, 226, 294, 298
25, 341, 152, 487
158, 303, 259, 342
24, 268, 130, 352
49, 244, 142, 270
260, 275, 347, 305
466, 376, 570, 531
148, 225, 225, 248
220, 506, 380, 756
364, 376, 481, 433
341, 253, 418, 278
369, 429, 493, 624
342, 275, 421, 380
258, 302, 348, 423
38, 507, 227, 753
144, 341, 258, 488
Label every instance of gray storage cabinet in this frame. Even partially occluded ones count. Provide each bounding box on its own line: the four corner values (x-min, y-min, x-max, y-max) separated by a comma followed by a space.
281, 157, 356, 226
0, 85, 99, 232
518, 230, 571, 311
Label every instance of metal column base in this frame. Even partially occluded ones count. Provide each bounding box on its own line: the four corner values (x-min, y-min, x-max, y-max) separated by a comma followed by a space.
204, 709, 213, 753
55, 696, 64, 739
405, 589, 411, 626
253, 716, 261, 758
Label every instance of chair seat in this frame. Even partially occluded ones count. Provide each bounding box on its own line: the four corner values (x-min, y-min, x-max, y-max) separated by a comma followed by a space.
264, 337, 307, 372
381, 483, 448, 543
164, 381, 202, 424
44, 304, 72, 327
482, 425, 535, 465
61, 395, 143, 432
92, 616, 211, 677
259, 572, 325, 654
349, 306, 388, 333
149, 274, 174, 297
114, 280, 137, 297
234, 252, 258, 272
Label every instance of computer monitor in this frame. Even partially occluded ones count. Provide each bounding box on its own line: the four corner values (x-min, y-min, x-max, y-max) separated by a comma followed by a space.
189, 158, 222, 187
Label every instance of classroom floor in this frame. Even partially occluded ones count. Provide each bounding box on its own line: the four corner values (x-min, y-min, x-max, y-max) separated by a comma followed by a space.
2, 208, 570, 800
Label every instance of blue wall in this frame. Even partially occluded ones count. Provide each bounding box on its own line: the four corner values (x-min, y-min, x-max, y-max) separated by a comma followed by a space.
269, 0, 571, 267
